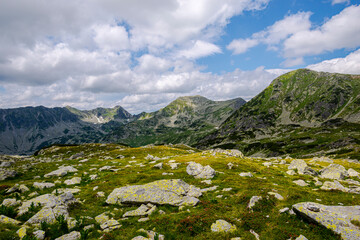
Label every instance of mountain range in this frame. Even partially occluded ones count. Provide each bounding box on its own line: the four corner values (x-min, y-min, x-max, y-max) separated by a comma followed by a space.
1, 69, 359, 159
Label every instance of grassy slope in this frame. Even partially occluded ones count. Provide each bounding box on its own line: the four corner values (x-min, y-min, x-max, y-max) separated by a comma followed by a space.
2, 144, 360, 239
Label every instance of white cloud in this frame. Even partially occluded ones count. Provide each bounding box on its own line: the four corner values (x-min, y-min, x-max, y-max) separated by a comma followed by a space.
94, 24, 130, 51
332, 0, 350, 5
227, 38, 259, 54
284, 5, 360, 58
177, 40, 222, 59
307, 48, 360, 74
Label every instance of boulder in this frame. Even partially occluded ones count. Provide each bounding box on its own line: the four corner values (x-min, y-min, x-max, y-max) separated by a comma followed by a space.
33, 230, 45, 240
239, 172, 253, 177
293, 202, 360, 240
186, 162, 215, 179
268, 192, 284, 200
0, 169, 18, 180
64, 177, 81, 185
348, 168, 359, 178
211, 219, 237, 233
0, 215, 21, 225
54, 231, 80, 240
26, 205, 69, 225
2, 198, 20, 207
320, 181, 348, 192
33, 182, 55, 190
44, 166, 78, 178
123, 204, 157, 217
293, 180, 309, 187
295, 235, 308, 240
319, 164, 349, 180
135, 229, 164, 240
288, 159, 317, 176
248, 196, 262, 209
153, 163, 163, 169
106, 179, 202, 206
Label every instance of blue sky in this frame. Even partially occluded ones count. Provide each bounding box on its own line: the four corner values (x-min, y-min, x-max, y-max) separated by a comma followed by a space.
0, 0, 359, 113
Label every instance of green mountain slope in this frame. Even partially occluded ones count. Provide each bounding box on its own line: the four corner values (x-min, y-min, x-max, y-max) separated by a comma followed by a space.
66, 106, 132, 124
200, 69, 360, 159
105, 96, 246, 147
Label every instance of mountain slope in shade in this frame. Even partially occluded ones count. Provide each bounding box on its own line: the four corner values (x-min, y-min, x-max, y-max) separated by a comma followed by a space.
200, 69, 360, 159
105, 95, 246, 147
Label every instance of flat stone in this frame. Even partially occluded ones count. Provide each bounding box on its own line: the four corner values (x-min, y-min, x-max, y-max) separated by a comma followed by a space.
33, 182, 55, 190
100, 219, 121, 231
26, 205, 69, 225
44, 166, 78, 178
168, 162, 180, 170
186, 162, 215, 179
123, 204, 157, 217
248, 196, 262, 209
293, 202, 360, 240
106, 179, 202, 206
54, 231, 81, 240
268, 192, 284, 200
95, 213, 110, 225
0, 215, 21, 225
320, 164, 349, 180
239, 172, 253, 177
211, 219, 237, 233
295, 235, 308, 240
64, 177, 81, 185
293, 180, 309, 187
348, 168, 359, 178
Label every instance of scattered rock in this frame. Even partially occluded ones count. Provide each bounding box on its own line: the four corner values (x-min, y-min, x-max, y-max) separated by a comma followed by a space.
211, 219, 237, 233
153, 163, 163, 169
320, 180, 348, 192
0, 169, 18, 180
250, 229, 260, 240
168, 162, 180, 170
26, 205, 69, 225
33, 182, 55, 190
123, 204, 157, 217
239, 172, 253, 177
227, 162, 234, 169
288, 159, 317, 176
17, 226, 27, 239
52, 188, 81, 195
2, 198, 21, 207
134, 229, 164, 240
33, 230, 45, 240
0, 215, 21, 225
293, 180, 309, 187
268, 192, 284, 200
64, 177, 81, 185
100, 219, 121, 232
248, 196, 262, 209
286, 170, 296, 175
54, 231, 80, 240
44, 166, 78, 178
293, 202, 360, 240
106, 179, 202, 206
320, 164, 349, 180
186, 162, 215, 179
201, 180, 212, 185
279, 207, 289, 213
295, 235, 308, 240
348, 168, 359, 178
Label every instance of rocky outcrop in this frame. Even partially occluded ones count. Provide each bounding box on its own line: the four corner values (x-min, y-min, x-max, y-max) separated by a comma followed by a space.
288, 159, 317, 176
106, 179, 202, 206
293, 202, 360, 240
44, 166, 78, 178
54, 231, 80, 240
319, 164, 349, 180
186, 162, 216, 179
0, 168, 18, 180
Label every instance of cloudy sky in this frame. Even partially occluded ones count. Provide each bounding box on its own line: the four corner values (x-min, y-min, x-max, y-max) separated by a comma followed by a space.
0, 0, 359, 113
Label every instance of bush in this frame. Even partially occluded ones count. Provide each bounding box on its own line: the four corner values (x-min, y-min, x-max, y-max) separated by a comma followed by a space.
0, 205, 17, 218
17, 202, 42, 222
40, 214, 69, 239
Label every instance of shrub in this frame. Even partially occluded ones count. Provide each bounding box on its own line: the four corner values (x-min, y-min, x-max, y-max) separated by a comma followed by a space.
0, 205, 17, 218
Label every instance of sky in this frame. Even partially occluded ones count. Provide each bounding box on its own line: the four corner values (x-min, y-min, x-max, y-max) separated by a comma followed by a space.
0, 0, 359, 113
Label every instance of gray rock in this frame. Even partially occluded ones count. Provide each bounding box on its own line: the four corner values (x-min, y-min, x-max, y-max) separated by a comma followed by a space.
106, 179, 202, 206
168, 162, 180, 170
295, 235, 308, 240
320, 164, 349, 180
293, 180, 309, 187
54, 231, 80, 240
268, 192, 284, 200
0, 169, 18, 180
248, 196, 262, 209
0, 215, 21, 225
293, 202, 360, 240
348, 168, 359, 178
123, 204, 157, 217
26, 205, 69, 225
211, 219, 237, 232
321, 180, 348, 192
44, 166, 78, 178
286, 170, 296, 175
153, 163, 163, 169
1, 198, 20, 207
33, 230, 45, 240
186, 162, 215, 179
239, 172, 253, 177
64, 177, 81, 185
33, 182, 55, 190
288, 159, 317, 176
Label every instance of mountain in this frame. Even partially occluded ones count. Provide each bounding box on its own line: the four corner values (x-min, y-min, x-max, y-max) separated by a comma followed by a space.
200, 69, 360, 159
0, 105, 132, 155
105, 95, 246, 147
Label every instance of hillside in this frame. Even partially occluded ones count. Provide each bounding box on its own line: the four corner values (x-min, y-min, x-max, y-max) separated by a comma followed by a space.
200, 69, 360, 158
1, 144, 360, 239
66, 106, 132, 124
105, 96, 246, 147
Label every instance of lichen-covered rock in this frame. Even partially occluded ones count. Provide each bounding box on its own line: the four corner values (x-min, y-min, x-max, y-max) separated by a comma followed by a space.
293, 180, 309, 187
320, 164, 349, 180
295, 235, 308, 240
211, 219, 237, 232
348, 168, 359, 178
321, 180, 348, 192
2, 198, 20, 207
100, 219, 121, 232
248, 196, 262, 209
26, 205, 69, 225
135, 229, 165, 240
168, 162, 180, 170
0, 215, 21, 225
52, 188, 81, 195
106, 179, 201, 206
0, 168, 18, 180
153, 163, 163, 169
17, 226, 27, 239
209, 149, 244, 158
268, 192, 284, 200
33, 230, 45, 240
123, 204, 157, 217
288, 159, 317, 176
54, 231, 80, 240
95, 213, 110, 225
186, 162, 215, 179
293, 202, 360, 240
44, 166, 78, 178
33, 182, 55, 190
64, 177, 81, 185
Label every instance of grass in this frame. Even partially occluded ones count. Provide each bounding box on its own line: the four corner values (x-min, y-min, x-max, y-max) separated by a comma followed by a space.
0, 144, 359, 239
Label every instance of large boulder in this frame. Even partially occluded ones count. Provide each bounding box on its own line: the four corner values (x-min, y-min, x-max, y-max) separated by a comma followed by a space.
26, 205, 69, 225
288, 159, 317, 176
320, 164, 349, 180
54, 231, 80, 240
293, 202, 360, 240
106, 179, 202, 206
186, 162, 215, 179
44, 166, 78, 178
0, 168, 18, 180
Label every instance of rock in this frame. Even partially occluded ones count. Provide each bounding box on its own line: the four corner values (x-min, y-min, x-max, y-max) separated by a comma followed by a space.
0, 169, 18, 180
286, 170, 296, 175
26, 205, 69, 225
168, 162, 180, 170
100, 219, 121, 231
268, 192, 284, 200
279, 207, 289, 213
64, 177, 81, 185
99, 166, 113, 171
54, 231, 81, 240
2, 198, 20, 207
239, 172, 253, 177
320, 180, 348, 192
17, 226, 27, 239
19, 184, 30, 193
44, 166, 78, 178
136, 229, 165, 240
33, 182, 55, 190
263, 162, 272, 167
227, 162, 234, 169
320, 164, 349, 180
201, 180, 212, 185
209, 149, 244, 158
52, 188, 81, 195
248, 196, 262, 209
153, 163, 163, 169
138, 217, 149, 222
211, 219, 237, 233
348, 168, 359, 178
69, 152, 84, 160
106, 179, 201, 206
33, 230, 45, 240
186, 162, 215, 179
288, 159, 317, 176
250, 229, 260, 240
0, 215, 21, 225
89, 174, 98, 180
293, 180, 309, 187
132, 237, 149, 240
0, 161, 14, 167
96, 192, 105, 197
295, 235, 308, 240
293, 202, 360, 240
95, 213, 110, 225
201, 186, 218, 192
123, 204, 157, 217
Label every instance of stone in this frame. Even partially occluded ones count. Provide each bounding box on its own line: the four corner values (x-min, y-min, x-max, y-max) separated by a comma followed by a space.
153, 163, 163, 169
99, 166, 113, 171
123, 204, 157, 217
106, 179, 202, 206
19, 184, 30, 193
0, 161, 14, 167
286, 170, 296, 175
0, 215, 21, 225
0, 169, 18, 180
54, 231, 81, 240
295, 235, 308, 240
248, 196, 262, 209
44, 166, 78, 178
186, 162, 215, 179
250, 229, 260, 240
96, 192, 105, 197
26, 205, 69, 225
239, 172, 253, 177
320, 180, 348, 192
132, 237, 150, 240
293, 180, 309, 187
279, 207, 289, 213
138, 217, 149, 222
211, 219, 237, 233
33, 230, 45, 240
100, 219, 121, 231
89, 174, 98, 180
168, 162, 180, 170
64, 177, 81, 185
17, 226, 27, 239
201, 180, 212, 185
288, 159, 317, 176
200, 186, 218, 193
136, 229, 165, 240
320, 164, 349, 180
2, 198, 20, 207
268, 192, 284, 200
95, 213, 110, 225
33, 182, 55, 190
263, 162, 272, 167
227, 162, 234, 169
52, 188, 81, 195
293, 202, 360, 240
348, 168, 359, 178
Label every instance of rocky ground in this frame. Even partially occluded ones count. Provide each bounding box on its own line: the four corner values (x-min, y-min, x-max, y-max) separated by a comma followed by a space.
1, 144, 360, 239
